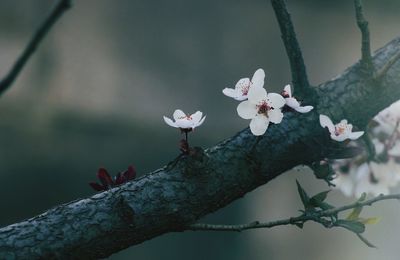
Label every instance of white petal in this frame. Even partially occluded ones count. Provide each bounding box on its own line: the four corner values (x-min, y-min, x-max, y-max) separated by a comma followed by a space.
267, 93, 286, 109
237, 101, 258, 119
319, 114, 335, 133
235, 78, 250, 90
175, 119, 192, 129
249, 115, 270, 136
163, 116, 178, 128
294, 106, 314, 113
248, 86, 267, 104
222, 88, 239, 98
268, 109, 284, 124
191, 111, 203, 124
173, 109, 186, 120
348, 131, 364, 140
283, 84, 292, 97
251, 68, 265, 88
194, 115, 206, 128
285, 97, 300, 108
330, 133, 347, 142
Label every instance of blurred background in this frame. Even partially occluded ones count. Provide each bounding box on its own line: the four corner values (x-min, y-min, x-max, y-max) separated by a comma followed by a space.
0, 0, 400, 259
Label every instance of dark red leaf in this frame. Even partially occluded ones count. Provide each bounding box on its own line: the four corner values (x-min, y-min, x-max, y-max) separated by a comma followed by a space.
123, 165, 136, 181
114, 172, 124, 185
97, 168, 114, 187
89, 182, 106, 191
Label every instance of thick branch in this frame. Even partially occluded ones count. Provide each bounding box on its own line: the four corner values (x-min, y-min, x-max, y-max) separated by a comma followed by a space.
0, 0, 72, 95
270, 0, 313, 100
1, 35, 400, 258
188, 193, 400, 232
354, 0, 373, 71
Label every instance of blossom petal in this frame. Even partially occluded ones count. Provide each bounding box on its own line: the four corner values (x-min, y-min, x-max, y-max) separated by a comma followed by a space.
235, 78, 250, 90
330, 133, 347, 142
222, 88, 239, 99
249, 115, 269, 136
195, 115, 206, 128
248, 86, 267, 104
173, 109, 186, 120
348, 131, 364, 140
295, 106, 314, 113
237, 101, 258, 119
319, 114, 335, 133
283, 84, 292, 97
285, 97, 300, 108
267, 93, 286, 109
191, 111, 203, 123
163, 116, 178, 128
251, 68, 265, 88
268, 109, 284, 124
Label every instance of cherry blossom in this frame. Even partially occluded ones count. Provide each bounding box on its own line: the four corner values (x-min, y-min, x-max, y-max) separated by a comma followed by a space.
163, 109, 206, 131
237, 86, 285, 136
222, 68, 265, 101
281, 84, 313, 113
319, 115, 364, 142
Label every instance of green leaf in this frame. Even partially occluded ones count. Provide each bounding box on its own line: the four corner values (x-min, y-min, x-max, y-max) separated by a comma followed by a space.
335, 220, 365, 234
359, 217, 380, 225
356, 234, 377, 248
346, 207, 363, 221
358, 192, 367, 202
296, 180, 311, 209
294, 222, 304, 229
311, 190, 330, 202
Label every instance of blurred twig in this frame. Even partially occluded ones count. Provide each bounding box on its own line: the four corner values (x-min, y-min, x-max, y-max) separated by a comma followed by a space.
354, 0, 373, 72
270, 0, 314, 100
0, 0, 72, 95
189, 193, 400, 247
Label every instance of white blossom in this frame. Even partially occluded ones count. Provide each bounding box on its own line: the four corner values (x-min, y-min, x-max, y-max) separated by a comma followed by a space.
237, 86, 285, 136
354, 163, 391, 197
281, 84, 313, 113
319, 114, 364, 142
222, 68, 265, 101
163, 109, 206, 130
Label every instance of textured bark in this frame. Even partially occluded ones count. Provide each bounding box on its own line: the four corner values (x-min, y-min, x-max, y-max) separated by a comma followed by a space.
0, 36, 400, 258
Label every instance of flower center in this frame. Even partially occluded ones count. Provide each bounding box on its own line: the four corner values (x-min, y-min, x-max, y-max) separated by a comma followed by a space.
334, 125, 346, 136
241, 84, 250, 96
281, 90, 290, 98
257, 101, 271, 115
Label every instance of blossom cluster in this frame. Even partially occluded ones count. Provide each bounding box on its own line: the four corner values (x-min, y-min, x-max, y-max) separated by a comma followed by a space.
161, 68, 400, 199
332, 100, 400, 197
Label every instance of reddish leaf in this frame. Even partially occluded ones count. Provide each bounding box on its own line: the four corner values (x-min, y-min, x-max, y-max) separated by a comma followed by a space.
97, 168, 114, 187
89, 182, 106, 191
124, 165, 136, 181
114, 172, 124, 185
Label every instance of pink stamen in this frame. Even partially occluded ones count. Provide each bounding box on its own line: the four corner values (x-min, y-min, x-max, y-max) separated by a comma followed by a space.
257, 101, 271, 115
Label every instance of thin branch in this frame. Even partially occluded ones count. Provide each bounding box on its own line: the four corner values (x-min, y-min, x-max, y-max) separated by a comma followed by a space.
354, 0, 373, 71
0, 0, 72, 95
270, 0, 313, 100
374, 51, 400, 79
188, 193, 400, 232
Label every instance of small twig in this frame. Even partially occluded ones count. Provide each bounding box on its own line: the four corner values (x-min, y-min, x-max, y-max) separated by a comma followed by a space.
374, 51, 400, 79
270, 0, 313, 100
188, 193, 400, 232
0, 0, 72, 95
354, 0, 373, 72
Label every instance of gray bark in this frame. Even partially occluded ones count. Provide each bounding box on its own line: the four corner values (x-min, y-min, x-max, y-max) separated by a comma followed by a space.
0, 35, 399, 258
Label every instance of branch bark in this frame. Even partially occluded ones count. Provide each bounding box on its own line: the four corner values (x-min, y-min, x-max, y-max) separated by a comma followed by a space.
1, 35, 400, 258
354, 0, 373, 72
0, 0, 72, 95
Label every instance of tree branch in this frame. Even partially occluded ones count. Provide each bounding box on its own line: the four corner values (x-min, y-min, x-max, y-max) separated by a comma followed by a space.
1, 35, 400, 258
270, 0, 313, 100
0, 0, 72, 96
374, 51, 400, 79
354, 0, 373, 72
188, 193, 399, 232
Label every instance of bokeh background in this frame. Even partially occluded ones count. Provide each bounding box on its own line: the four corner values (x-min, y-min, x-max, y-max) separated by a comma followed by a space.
1, 0, 400, 259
